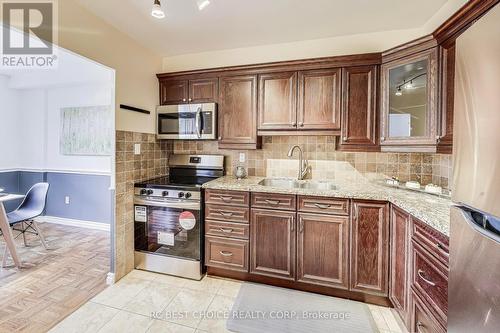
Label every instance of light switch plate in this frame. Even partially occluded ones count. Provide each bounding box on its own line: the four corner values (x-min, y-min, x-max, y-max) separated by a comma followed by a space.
134, 143, 141, 155
239, 152, 246, 163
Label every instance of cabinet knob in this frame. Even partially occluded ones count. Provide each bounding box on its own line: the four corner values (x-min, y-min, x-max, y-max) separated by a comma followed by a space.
343, 136, 347, 141
291, 122, 296, 127
218, 136, 222, 140
188, 98, 192, 102
182, 98, 187, 102
381, 136, 385, 141
299, 122, 304, 127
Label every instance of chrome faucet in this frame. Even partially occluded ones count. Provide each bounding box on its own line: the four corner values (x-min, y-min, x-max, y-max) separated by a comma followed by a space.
287, 145, 310, 180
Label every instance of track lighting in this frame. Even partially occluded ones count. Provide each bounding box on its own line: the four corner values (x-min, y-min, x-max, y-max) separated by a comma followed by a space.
151, 0, 165, 19
197, 0, 210, 10
405, 80, 414, 89
395, 87, 402, 96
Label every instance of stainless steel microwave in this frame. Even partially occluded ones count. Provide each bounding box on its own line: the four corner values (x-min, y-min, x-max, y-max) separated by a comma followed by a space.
156, 103, 217, 140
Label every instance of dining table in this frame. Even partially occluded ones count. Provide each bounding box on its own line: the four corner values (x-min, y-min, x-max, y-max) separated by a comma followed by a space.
0, 193, 25, 268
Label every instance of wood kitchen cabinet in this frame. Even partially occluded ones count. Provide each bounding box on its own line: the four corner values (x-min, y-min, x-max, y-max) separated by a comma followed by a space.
350, 200, 389, 295
218, 74, 260, 149
258, 72, 297, 130
338, 66, 379, 151
390, 205, 411, 327
159, 78, 218, 104
297, 68, 342, 131
250, 208, 296, 280
297, 213, 349, 289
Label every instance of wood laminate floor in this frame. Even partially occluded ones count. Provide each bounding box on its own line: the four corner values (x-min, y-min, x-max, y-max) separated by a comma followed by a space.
0, 222, 110, 333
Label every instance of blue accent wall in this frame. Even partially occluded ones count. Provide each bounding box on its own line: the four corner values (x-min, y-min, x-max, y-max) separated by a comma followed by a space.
0, 170, 111, 224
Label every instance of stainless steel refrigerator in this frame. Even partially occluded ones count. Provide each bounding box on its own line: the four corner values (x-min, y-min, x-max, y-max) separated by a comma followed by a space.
449, 3, 500, 332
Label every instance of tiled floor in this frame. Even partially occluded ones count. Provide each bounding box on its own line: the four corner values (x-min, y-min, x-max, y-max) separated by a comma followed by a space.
51, 269, 408, 333
0, 222, 110, 333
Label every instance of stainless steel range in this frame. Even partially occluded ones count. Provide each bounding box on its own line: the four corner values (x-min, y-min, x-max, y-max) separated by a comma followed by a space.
134, 154, 224, 280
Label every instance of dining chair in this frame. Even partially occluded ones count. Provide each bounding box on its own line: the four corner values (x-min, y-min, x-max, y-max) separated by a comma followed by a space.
2, 183, 50, 267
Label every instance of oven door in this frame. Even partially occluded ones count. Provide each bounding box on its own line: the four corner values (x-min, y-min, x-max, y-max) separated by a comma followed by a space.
134, 198, 201, 261
156, 103, 217, 140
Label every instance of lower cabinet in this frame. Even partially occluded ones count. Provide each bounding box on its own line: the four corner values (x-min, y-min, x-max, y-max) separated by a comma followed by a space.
205, 236, 249, 272
350, 201, 389, 295
411, 290, 447, 333
250, 208, 296, 280
390, 206, 411, 326
297, 213, 349, 289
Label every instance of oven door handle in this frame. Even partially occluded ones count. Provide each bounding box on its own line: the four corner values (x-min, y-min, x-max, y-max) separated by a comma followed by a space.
134, 198, 200, 211
195, 107, 202, 139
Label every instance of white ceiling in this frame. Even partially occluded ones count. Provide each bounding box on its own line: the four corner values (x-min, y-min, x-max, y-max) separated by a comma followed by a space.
77, 0, 449, 57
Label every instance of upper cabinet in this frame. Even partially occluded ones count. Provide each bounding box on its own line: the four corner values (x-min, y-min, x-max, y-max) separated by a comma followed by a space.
258, 72, 297, 131
218, 74, 261, 149
380, 46, 439, 152
159, 78, 218, 104
337, 65, 379, 151
257, 68, 342, 134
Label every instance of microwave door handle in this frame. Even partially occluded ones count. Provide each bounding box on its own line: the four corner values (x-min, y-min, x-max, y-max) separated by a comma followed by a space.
195, 107, 202, 138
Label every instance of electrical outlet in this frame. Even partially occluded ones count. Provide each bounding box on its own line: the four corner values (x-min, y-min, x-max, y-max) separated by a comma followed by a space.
134, 143, 141, 155
239, 152, 246, 163
65, 196, 70, 205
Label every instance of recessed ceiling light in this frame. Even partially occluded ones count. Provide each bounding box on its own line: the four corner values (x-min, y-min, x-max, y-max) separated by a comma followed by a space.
151, 0, 165, 19
197, 0, 210, 11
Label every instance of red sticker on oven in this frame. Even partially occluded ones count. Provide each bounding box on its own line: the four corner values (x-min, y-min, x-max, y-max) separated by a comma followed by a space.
179, 211, 196, 230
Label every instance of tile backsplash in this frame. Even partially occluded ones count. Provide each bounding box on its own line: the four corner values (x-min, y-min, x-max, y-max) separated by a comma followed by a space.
172, 136, 453, 190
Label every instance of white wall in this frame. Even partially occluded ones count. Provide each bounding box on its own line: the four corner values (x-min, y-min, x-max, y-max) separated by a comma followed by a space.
0, 75, 20, 170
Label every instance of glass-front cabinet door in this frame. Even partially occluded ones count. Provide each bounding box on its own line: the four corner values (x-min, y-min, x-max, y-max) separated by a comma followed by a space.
380, 48, 438, 151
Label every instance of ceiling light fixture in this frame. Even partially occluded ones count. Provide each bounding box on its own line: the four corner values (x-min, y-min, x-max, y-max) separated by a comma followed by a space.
395, 87, 402, 96
406, 80, 414, 89
197, 0, 210, 11
151, 0, 165, 19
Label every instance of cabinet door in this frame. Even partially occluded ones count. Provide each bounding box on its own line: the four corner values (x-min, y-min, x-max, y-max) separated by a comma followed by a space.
339, 66, 378, 150
350, 201, 389, 295
250, 209, 296, 280
218, 75, 260, 149
189, 78, 218, 103
380, 48, 439, 150
297, 69, 341, 130
297, 213, 349, 289
160, 79, 189, 104
390, 206, 411, 327
258, 72, 297, 130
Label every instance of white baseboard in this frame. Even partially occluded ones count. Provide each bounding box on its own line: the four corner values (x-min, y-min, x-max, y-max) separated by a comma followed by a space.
106, 272, 115, 285
35, 216, 110, 232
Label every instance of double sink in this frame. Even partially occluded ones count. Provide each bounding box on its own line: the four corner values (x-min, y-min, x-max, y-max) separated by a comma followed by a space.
258, 178, 337, 191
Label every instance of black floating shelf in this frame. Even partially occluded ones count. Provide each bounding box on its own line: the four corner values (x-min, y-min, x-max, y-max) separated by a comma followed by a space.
120, 104, 151, 115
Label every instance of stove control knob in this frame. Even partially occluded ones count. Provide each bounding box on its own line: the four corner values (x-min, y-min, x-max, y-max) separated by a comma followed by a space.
162, 191, 169, 197
140, 189, 147, 195
146, 189, 154, 195
185, 192, 192, 199
178, 192, 185, 198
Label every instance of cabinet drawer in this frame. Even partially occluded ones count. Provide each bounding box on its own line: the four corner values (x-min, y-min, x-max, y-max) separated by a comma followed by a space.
251, 192, 296, 211
205, 236, 249, 272
205, 190, 249, 207
412, 217, 449, 266
411, 290, 446, 333
298, 196, 349, 215
412, 240, 448, 326
205, 204, 249, 223
205, 220, 249, 240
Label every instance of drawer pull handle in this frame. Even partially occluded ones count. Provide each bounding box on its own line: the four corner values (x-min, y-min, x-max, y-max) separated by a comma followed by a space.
219, 251, 233, 257
219, 196, 233, 202
299, 219, 304, 233
416, 321, 427, 333
219, 211, 233, 217
265, 199, 281, 205
417, 269, 436, 286
314, 203, 331, 209
435, 243, 449, 257
219, 228, 233, 233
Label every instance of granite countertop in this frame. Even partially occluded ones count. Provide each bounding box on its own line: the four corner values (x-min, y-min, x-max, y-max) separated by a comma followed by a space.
203, 176, 451, 236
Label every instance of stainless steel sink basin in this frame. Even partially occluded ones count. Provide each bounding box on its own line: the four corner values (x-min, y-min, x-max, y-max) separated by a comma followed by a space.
258, 178, 300, 189
258, 178, 337, 191
299, 181, 337, 191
